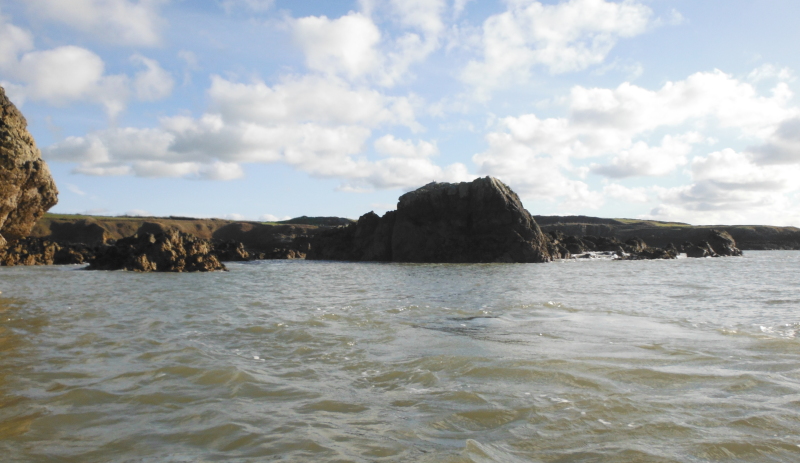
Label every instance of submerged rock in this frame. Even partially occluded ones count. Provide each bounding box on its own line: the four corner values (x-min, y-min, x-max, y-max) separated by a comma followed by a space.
87, 230, 225, 272
309, 177, 553, 263
0, 86, 58, 248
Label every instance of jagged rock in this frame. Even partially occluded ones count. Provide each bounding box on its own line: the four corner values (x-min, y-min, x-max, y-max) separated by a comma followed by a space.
0, 237, 93, 266
0, 86, 58, 246
683, 241, 715, 258
391, 177, 552, 263
87, 230, 225, 272
707, 229, 743, 256
625, 238, 647, 253
212, 240, 251, 262
0, 237, 60, 266
309, 177, 553, 263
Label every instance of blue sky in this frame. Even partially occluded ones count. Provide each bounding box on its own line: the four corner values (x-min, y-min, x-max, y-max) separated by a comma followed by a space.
2, 0, 799, 225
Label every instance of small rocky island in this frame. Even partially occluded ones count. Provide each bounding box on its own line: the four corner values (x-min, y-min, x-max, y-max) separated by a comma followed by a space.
308, 177, 553, 263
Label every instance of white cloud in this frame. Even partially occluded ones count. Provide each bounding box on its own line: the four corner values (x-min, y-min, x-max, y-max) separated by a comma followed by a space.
19, 0, 165, 46
43, 74, 469, 190
473, 69, 800, 213
65, 183, 87, 196
648, 149, 800, 225
125, 209, 151, 217
131, 54, 174, 101
374, 135, 437, 158
453, 0, 475, 18
292, 1, 447, 87
590, 133, 699, 178
750, 117, 800, 165
0, 15, 131, 116
293, 12, 382, 81
603, 183, 649, 203
747, 64, 794, 84
473, 131, 604, 209
260, 214, 291, 222
463, 0, 653, 97
0, 15, 33, 67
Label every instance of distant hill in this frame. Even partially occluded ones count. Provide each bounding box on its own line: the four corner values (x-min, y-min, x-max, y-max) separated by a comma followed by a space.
534, 215, 800, 250
278, 216, 355, 227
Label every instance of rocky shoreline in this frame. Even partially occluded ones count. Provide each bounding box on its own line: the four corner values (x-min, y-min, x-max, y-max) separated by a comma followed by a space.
0, 83, 793, 272
2, 177, 752, 270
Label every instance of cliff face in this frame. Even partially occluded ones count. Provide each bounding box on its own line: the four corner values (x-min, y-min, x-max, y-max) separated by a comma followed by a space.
309, 177, 553, 263
0, 86, 58, 248
536, 219, 800, 251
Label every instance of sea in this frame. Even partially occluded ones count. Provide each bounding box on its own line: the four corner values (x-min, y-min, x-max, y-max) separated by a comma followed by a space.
1, 251, 799, 462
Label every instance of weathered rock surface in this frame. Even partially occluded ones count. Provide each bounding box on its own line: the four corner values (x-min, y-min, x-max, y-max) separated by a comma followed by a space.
309, 177, 553, 263
0, 86, 58, 247
0, 237, 94, 266
706, 229, 743, 256
87, 229, 225, 272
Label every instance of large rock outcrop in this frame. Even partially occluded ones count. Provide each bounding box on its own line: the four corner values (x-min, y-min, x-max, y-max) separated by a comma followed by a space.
0, 86, 58, 248
87, 229, 225, 272
309, 177, 553, 263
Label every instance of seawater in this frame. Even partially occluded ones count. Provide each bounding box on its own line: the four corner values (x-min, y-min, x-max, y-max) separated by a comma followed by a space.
1, 251, 799, 462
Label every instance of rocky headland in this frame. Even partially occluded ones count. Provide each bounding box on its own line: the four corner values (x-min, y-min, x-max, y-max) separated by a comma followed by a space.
0, 86, 58, 251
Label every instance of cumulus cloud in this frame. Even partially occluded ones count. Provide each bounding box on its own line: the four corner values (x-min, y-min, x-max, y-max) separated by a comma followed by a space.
647, 149, 800, 225
0, 41, 130, 116
131, 54, 174, 101
0, 15, 174, 116
462, 0, 653, 97
473, 69, 799, 213
603, 184, 649, 203
293, 12, 382, 81
291, 1, 447, 86
43, 74, 471, 190
18, 0, 165, 46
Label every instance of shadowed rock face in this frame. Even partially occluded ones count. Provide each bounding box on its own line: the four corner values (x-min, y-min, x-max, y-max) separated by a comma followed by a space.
0, 86, 58, 248
392, 177, 552, 263
309, 177, 553, 263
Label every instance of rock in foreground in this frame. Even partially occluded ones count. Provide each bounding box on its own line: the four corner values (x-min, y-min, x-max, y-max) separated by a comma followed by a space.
87, 230, 225, 272
0, 86, 58, 248
309, 177, 553, 263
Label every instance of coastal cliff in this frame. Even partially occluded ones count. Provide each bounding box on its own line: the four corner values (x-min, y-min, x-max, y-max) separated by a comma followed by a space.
0, 86, 58, 249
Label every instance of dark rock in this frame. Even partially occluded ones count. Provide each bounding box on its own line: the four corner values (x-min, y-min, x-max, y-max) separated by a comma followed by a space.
392, 177, 552, 263
0, 237, 93, 266
212, 222, 309, 258
625, 238, 647, 253
0, 85, 58, 247
684, 241, 715, 258
87, 230, 225, 272
212, 240, 251, 262
309, 177, 553, 263
46, 218, 110, 246
0, 237, 60, 266
706, 229, 742, 256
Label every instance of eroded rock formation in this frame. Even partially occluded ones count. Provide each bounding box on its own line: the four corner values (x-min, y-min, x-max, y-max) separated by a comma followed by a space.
87, 229, 225, 272
309, 177, 553, 263
0, 86, 58, 248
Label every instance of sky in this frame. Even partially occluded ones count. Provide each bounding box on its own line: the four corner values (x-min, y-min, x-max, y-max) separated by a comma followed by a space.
1, 0, 800, 226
